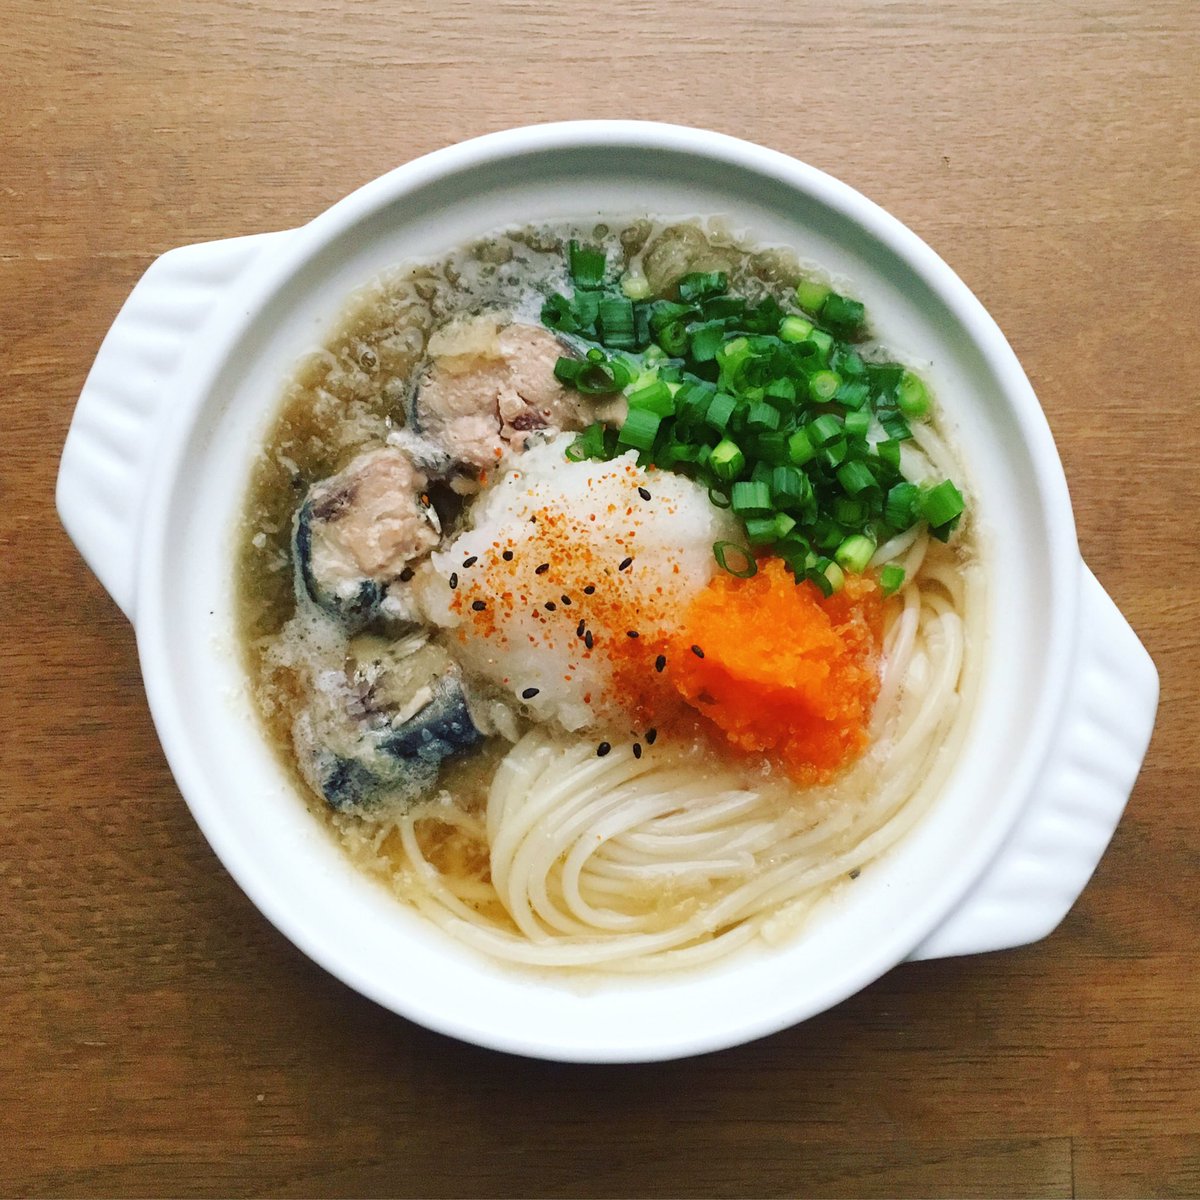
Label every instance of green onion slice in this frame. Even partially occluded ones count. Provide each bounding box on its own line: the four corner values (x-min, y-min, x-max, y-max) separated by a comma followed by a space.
569, 240, 606, 289
713, 540, 758, 578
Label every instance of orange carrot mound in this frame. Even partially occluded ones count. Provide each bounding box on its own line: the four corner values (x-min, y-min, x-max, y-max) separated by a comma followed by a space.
671, 559, 884, 782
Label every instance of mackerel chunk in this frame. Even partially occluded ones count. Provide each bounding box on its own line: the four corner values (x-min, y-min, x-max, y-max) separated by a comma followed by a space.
294, 446, 439, 628
409, 316, 619, 470
294, 633, 482, 813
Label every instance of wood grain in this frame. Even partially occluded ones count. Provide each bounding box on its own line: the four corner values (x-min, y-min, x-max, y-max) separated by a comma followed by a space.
1, 1, 1196, 1196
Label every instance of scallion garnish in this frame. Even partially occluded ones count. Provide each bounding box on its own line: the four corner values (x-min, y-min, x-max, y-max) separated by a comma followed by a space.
896, 370, 931, 419
835, 534, 877, 574
795, 279, 831, 314
710, 439, 745, 482
730, 480, 772, 518
617, 407, 661, 452
569, 240, 606, 290
713, 541, 758, 578
922, 479, 965, 540
542, 239, 965, 587
880, 563, 906, 595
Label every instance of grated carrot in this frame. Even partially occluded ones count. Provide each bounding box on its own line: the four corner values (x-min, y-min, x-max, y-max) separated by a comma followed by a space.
670, 559, 884, 782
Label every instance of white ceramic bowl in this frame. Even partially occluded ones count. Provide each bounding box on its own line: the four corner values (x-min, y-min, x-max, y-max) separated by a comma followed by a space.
57, 122, 1157, 1061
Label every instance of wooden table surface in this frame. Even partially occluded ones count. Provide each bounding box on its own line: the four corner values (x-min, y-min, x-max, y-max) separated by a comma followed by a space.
3, 2, 1197, 1196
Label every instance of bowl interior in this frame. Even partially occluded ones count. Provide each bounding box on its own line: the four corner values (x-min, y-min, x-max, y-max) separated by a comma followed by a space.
139, 127, 1075, 1061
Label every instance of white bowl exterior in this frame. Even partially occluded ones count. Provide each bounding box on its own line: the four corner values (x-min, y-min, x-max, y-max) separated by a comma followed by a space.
105, 124, 1090, 1059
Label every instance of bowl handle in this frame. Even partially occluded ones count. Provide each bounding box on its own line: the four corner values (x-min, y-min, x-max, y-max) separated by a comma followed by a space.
907, 562, 1158, 961
56, 231, 289, 621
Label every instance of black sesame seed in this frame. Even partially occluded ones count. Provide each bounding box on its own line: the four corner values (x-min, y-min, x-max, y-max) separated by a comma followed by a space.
462, 555, 478, 568
399, 566, 415, 583
584, 585, 596, 595
646, 728, 657, 744
449, 572, 459, 589
584, 630, 594, 650
638, 486, 651, 501
596, 741, 611, 757
521, 686, 540, 700
535, 562, 550, 575
626, 630, 639, 639
691, 644, 705, 658
561, 594, 572, 606
849, 868, 861, 880
502, 549, 514, 561
544, 601, 557, 611
633, 743, 642, 759
654, 655, 666, 673
472, 600, 487, 612
576, 619, 586, 638
619, 556, 633, 571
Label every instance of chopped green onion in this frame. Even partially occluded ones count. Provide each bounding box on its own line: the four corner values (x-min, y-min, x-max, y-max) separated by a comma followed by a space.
705, 391, 737, 433
884, 481, 920, 529
878, 407, 912, 441
554, 353, 633, 395
742, 296, 785, 335
540, 292, 574, 331
713, 540, 757, 578
688, 320, 726, 362
753, 431, 790, 464
779, 315, 815, 343
675, 381, 716, 432
835, 348, 866, 378
821, 437, 848, 467
627, 379, 674, 417
745, 402, 781, 432
566, 423, 608, 462
806, 329, 834, 362
541, 238, 966, 589
764, 377, 797, 407
836, 380, 871, 410
795, 279, 831, 314
716, 336, 753, 389
922, 479, 965, 528
771, 465, 806, 509
710, 439, 745, 482
702, 292, 741, 317
822, 560, 846, 594
835, 534, 877, 574
745, 516, 780, 546
730, 480, 772, 517
866, 361, 905, 397
617, 407, 662, 452
843, 409, 870, 439
875, 439, 902, 470
837, 460, 876, 497
820, 292, 866, 336
569, 240, 606, 289
787, 428, 816, 465
880, 563, 906, 595
648, 300, 695, 334
657, 320, 689, 357
553, 356, 582, 384
832, 497, 867, 525
896, 370, 931, 419
597, 295, 635, 348
809, 414, 843, 446
808, 370, 842, 403
678, 271, 728, 302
